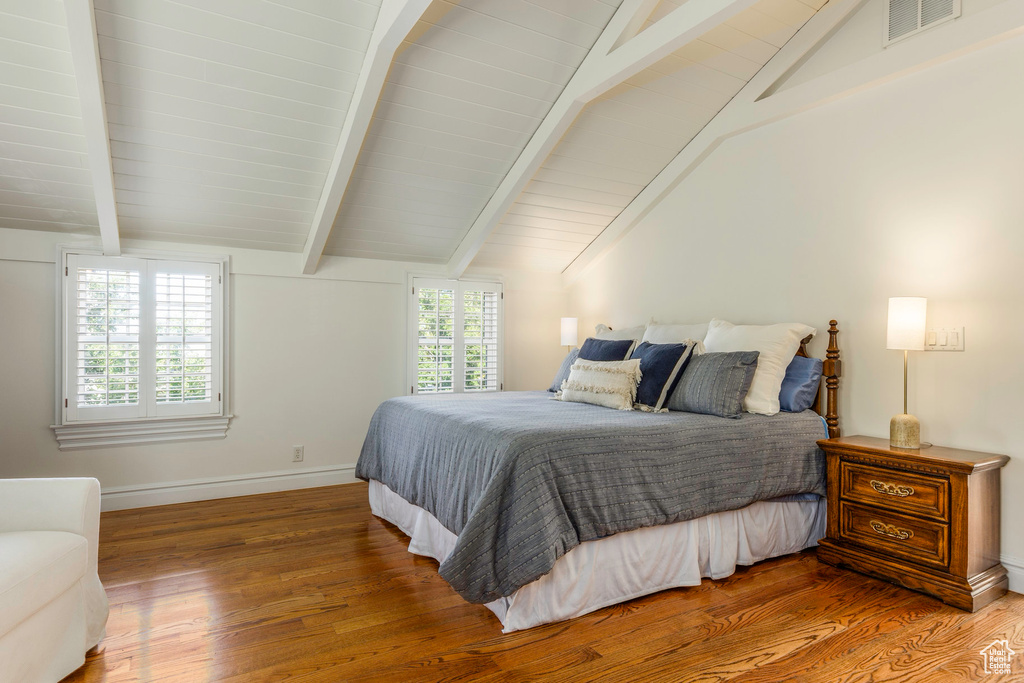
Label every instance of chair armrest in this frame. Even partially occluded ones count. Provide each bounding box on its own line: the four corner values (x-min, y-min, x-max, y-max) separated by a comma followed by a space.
0, 478, 102, 570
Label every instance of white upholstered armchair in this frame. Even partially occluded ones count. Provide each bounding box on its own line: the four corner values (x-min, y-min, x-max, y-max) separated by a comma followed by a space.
0, 478, 109, 682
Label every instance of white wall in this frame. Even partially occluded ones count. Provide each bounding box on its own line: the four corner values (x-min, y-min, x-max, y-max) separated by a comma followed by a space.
0, 231, 563, 508
567, 32, 1024, 587
502, 269, 570, 391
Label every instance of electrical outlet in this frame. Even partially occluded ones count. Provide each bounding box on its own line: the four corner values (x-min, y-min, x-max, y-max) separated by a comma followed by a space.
292, 445, 304, 462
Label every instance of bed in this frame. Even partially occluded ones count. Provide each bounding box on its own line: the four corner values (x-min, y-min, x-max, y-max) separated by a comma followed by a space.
356, 321, 842, 632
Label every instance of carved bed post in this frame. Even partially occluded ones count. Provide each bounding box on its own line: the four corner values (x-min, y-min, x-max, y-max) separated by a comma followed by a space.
822, 320, 841, 438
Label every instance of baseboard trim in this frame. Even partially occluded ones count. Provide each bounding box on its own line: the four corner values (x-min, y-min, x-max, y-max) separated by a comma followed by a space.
101, 464, 358, 511
1003, 555, 1024, 595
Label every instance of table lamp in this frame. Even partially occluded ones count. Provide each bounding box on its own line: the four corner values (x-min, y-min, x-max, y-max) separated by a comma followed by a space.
560, 317, 578, 353
886, 297, 927, 448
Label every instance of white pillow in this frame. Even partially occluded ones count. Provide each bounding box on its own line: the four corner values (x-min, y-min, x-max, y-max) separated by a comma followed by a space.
703, 319, 815, 416
594, 323, 647, 341
642, 322, 709, 345
557, 358, 641, 411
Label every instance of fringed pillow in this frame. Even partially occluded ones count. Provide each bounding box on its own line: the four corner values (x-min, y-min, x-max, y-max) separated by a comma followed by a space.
556, 358, 642, 411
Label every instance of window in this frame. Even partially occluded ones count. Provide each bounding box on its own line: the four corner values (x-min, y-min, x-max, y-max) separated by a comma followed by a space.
411, 278, 502, 394
53, 249, 230, 449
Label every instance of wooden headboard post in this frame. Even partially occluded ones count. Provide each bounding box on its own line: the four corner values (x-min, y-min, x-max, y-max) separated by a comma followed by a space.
797, 320, 841, 438
823, 320, 841, 438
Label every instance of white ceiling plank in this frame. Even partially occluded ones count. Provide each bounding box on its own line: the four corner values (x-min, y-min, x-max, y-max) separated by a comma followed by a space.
0, 216, 98, 234
532, 167, 642, 198
63, 0, 120, 255
0, 200, 96, 225
109, 141, 325, 189
115, 189, 313, 225
0, 10, 73, 48
0, 159, 93, 187
408, 23, 577, 82
102, 86, 341, 145
0, 84, 81, 118
0, 104, 86, 136
446, 0, 760, 278
0, 140, 87, 167
0, 189, 98, 214
94, 0, 368, 69
500, 213, 605, 236
301, 0, 434, 274
93, 9, 362, 89
0, 173, 96, 200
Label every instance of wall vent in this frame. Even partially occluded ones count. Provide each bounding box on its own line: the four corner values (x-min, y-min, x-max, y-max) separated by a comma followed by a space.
885, 0, 960, 46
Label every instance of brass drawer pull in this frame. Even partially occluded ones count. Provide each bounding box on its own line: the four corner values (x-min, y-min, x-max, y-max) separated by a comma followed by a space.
870, 480, 915, 497
870, 520, 914, 541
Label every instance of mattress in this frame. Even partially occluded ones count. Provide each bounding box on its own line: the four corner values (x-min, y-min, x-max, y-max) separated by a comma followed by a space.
357, 390, 828, 604
369, 479, 827, 632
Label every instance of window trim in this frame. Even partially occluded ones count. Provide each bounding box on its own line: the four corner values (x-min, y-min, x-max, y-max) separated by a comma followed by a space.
52, 245, 232, 450
407, 275, 504, 395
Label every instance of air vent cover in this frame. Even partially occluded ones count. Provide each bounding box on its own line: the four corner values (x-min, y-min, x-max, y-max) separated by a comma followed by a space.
885, 0, 960, 45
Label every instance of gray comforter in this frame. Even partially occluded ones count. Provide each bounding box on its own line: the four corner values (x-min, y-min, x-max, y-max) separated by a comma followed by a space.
355, 391, 826, 604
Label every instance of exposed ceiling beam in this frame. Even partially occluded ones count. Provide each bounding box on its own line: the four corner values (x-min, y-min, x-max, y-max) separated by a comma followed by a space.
562, 0, 1024, 283
445, 0, 759, 279
301, 0, 433, 275
63, 0, 120, 256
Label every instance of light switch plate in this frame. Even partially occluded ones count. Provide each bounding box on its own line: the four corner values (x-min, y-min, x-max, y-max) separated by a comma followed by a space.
924, 326, 965, 351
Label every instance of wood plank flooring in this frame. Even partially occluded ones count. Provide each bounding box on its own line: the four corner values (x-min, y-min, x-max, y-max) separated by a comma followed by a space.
67, 483, 1024, 682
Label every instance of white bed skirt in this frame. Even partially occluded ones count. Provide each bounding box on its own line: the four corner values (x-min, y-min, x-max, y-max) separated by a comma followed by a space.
368, 480, 827, 633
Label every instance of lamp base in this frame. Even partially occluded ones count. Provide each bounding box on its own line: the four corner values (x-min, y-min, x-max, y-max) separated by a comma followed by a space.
890, 413, 921, 449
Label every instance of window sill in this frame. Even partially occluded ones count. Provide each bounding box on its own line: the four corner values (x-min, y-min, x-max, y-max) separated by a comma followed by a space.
51, 415, 233, 450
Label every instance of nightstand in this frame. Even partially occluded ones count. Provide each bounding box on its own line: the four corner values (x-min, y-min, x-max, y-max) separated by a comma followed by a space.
816, 435, 1009, 611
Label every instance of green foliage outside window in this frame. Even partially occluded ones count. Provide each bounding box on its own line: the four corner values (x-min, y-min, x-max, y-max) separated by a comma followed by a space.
416, 286, 498, 394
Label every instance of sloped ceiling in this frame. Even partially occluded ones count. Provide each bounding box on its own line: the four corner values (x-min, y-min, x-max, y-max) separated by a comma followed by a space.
323, 0, 620, 262
98, 0, 381, 251
0, 1, 98, 234
1, 0, 829, 274
476, 0, 825, 272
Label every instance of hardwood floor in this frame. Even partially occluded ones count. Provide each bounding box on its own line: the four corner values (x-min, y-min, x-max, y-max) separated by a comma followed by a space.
67, 483, 1023, 682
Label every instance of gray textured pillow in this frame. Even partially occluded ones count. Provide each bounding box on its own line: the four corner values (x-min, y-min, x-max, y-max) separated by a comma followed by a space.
666, 351, 759, 418
548, 348, 580, 392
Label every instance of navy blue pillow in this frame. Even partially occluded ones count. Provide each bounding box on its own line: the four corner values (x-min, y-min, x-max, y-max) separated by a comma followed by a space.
779, 355, 823, 412
630, 342, 695, 411
578, 337, 635, 361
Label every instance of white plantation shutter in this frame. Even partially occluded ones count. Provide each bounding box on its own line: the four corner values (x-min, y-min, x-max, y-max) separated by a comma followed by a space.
416, 285, 455, 393
63, 253, 223, 425
69, 256, 144, 420
152, 261, 220, 416
463, 286, 500, 392
412, 279, 502, 394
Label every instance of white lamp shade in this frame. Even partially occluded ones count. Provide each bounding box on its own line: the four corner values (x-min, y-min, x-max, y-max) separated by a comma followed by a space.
560, 317, 578, 347
886, 297, 927, 350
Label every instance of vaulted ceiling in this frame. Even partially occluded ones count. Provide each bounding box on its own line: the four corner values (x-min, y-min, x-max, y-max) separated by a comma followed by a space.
1, 0, 829, 275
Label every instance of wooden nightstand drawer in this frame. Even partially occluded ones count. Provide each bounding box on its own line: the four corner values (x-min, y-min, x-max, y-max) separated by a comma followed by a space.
839, 502, 949, 569
819, 436, 1009, 611
840, 462, 948, 521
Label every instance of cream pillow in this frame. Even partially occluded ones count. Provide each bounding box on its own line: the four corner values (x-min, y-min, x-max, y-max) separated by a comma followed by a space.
594, 323, 647, 341
642, 322, 708, 343
642, 322, 709, 350
703, 319, 815, 415
557, 358, 642, 411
